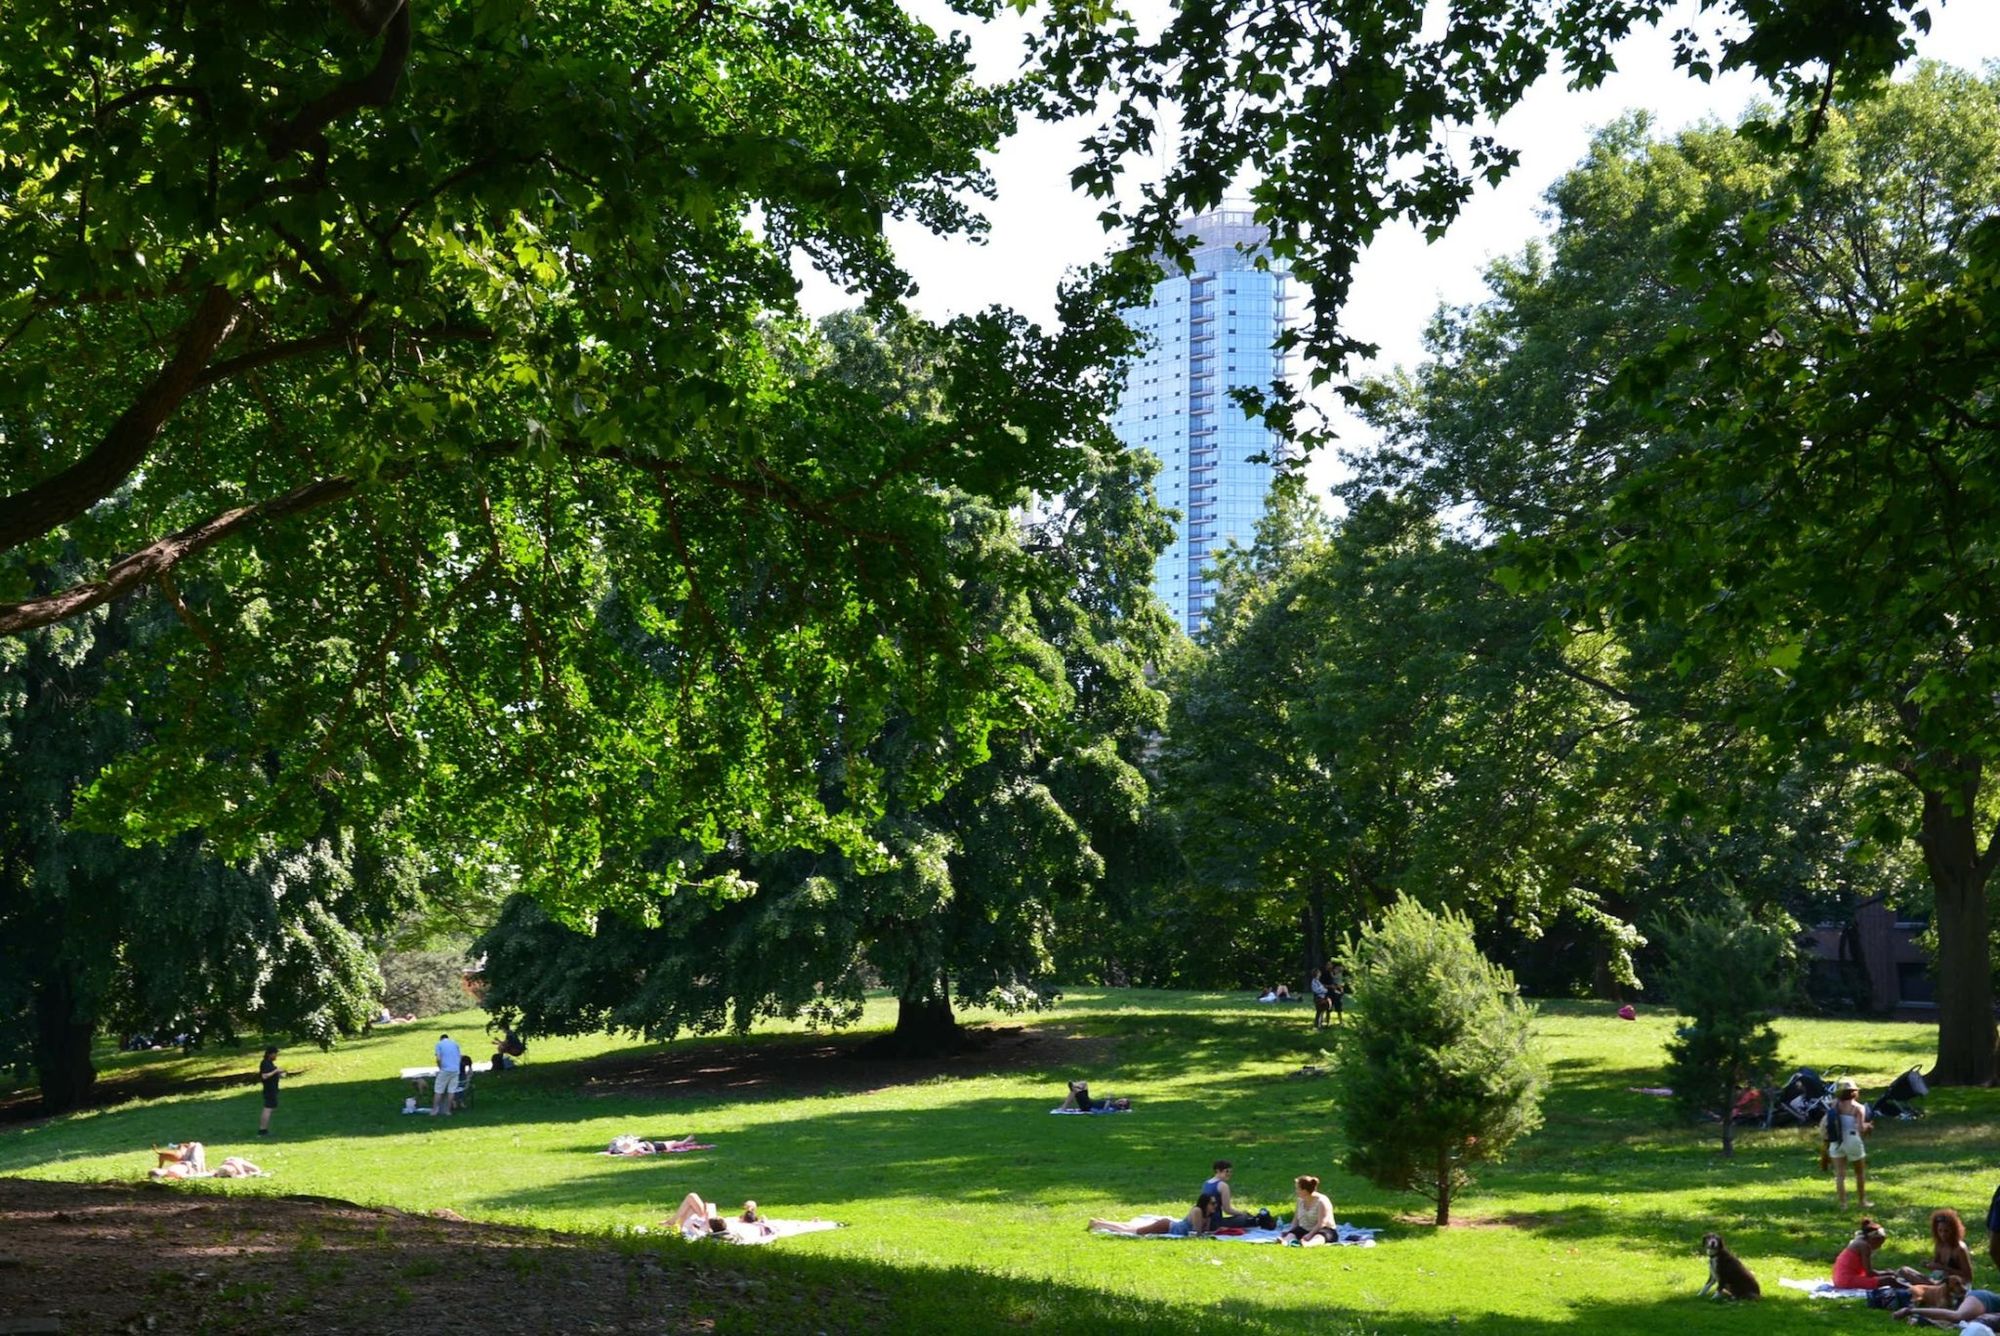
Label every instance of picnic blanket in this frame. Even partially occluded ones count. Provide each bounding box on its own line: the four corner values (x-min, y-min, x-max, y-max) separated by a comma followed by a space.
1777, 1279, 1871, 1299
149, 1159, 268, 1182
678, 1218, 842, 1246
1051, 1106, 1133, 1115
600, 1135, 715, 1156
1092, 1220, 1378, 1246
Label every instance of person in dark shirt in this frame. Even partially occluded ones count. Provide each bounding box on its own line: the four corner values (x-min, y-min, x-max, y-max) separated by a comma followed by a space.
258, 1047, 284, 1136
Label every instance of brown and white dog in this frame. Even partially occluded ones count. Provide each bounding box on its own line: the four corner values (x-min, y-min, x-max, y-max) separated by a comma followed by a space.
1907, 1277, 1966, 1310
1699, 1232, 1762, 1301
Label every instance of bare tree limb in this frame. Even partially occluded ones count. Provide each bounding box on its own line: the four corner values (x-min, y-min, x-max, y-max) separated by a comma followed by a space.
0, 475, 363, 637
0, 284, 244, 554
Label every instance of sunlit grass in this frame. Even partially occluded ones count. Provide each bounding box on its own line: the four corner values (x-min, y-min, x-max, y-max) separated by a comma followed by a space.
3, 991, 1992, 1333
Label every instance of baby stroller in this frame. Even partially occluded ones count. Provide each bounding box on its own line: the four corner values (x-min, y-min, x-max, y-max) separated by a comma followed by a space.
1765, 1067, 1832, 1129
1869, 1066, 1928, 1120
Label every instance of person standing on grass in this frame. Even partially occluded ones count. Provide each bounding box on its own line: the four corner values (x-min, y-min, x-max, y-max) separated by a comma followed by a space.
1310, 968, 1331, 1029
1825, 1078, 1872, 1211
257, 1047, 284, 1136
1327, 962, 1346, 1021
432, 1032, 462, 1118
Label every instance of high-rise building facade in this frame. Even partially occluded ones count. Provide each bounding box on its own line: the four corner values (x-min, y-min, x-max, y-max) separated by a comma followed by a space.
1111, 209, 1291, 633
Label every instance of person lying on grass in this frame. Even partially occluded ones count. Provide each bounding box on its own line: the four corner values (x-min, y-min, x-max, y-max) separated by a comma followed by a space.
608, 1135, 705, 1155
667, 1193, 770, 1242
1089, 1192, 1222, 1238
1897, 1283, 2000, 1326
1280, 1175, 1337, 1247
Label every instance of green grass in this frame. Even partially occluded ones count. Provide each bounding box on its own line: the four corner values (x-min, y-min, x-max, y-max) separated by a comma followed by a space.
4, 991, 1994, 1333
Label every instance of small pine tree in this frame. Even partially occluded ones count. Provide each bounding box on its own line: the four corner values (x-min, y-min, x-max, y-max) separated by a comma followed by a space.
1330, 896, 1545, 1225
1659, 902, 1792, 1156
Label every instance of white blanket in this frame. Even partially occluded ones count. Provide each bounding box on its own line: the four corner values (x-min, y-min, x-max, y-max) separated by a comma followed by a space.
679, 1218, 842, 1246
1092, 1220, 1378, 1246
1777, 1278, 1871, 1299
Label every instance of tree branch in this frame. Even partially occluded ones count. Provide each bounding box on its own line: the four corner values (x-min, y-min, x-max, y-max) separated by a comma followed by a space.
0, 283, 244, 554
0, 476, 363, 637
266, 1, 413, 162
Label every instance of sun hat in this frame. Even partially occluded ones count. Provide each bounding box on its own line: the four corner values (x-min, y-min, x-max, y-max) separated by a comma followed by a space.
1836, 1078, 1860, 1093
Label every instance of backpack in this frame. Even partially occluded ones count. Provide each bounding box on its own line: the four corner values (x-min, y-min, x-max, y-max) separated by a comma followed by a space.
1823, 1102, 1840, 1143
1866, 1284, 1912, 1311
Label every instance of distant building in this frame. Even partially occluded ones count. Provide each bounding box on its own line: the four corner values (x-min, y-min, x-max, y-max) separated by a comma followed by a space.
1111, 209, 1293, 633
1802, 898, 1933, 1015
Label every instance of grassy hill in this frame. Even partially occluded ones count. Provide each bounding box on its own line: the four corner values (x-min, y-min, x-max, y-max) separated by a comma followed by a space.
2, 990, 1992, 1333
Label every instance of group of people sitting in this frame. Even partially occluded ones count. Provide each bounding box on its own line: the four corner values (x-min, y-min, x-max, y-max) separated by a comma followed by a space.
1088, 1159, 1341, 1246
1254, 967, 1346, 1027
1831, 1205, 2000, 1326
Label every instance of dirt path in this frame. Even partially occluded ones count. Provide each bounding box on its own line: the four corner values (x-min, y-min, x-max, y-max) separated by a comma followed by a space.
0, 1179, 865, 1335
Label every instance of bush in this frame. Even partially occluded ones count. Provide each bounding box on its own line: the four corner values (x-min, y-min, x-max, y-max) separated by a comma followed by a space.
1330, 896, 1545, 1225
1659, 901, 1792, 1155
377, 948, 473, 1021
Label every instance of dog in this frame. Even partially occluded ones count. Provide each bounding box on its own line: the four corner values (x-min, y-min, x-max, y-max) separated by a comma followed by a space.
1907, 1277, 1965, 1310
1699, 1232, 1762, 1301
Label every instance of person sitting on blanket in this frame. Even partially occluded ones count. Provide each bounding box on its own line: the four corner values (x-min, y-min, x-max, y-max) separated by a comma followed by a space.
1897, 1284, 2000, 1326
1831, 1218, 1895, 1289
1281, 1175, 1338, 1247
1896, 1208, 1976, 1287
1089, 1192, 1222, 1238
1060, 1080, 1131, 1113
668, 1192, 771, 1242
1201, 1160, 1264, 1228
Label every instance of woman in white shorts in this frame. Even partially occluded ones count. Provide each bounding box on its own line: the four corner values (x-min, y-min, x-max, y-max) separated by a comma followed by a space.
1825, 1079, 1872, 1211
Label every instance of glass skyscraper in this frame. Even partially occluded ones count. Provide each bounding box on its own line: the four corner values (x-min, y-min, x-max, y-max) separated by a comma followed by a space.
1111, 209, 1292, 633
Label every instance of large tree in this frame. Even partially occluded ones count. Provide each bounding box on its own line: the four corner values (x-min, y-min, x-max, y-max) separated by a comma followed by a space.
0, 602, 389, 1110
474, 313, 1179, 1053
0, 0, 1127, 904
1367, 69, 2000, 1081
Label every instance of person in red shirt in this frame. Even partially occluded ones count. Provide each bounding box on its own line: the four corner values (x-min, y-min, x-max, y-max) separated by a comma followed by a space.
1832, 1219, 1894, 1289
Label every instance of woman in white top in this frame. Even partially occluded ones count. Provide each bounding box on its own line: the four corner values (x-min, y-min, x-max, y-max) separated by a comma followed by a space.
1825, 1079, 1872, 1212
1282, 1175, 1337, 1246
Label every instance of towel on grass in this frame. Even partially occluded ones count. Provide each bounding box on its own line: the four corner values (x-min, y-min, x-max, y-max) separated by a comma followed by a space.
676, 1218, 842, 1246
1777, 1279, 1871, 1299
600, 1135, 715, 1156
1092, 1221, 1378, 1246
1051, 1106, 1133, 1115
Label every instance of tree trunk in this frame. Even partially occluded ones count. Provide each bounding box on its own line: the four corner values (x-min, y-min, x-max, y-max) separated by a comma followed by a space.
1720, 1076, 1736, 1157
1916, 779, 1998, 1086
1435, 1145, 1452, 1226
861, 979, 964, 1058
1301, 885, 1328, 990
34, 968, 96, 1114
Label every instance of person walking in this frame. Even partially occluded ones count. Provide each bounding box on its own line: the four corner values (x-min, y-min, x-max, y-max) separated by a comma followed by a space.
1825, 1079, 1873, 1211
432, 1032, 463, 1118
257, 1046, 285, 1136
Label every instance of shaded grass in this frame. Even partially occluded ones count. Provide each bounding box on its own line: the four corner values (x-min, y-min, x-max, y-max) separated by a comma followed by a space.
3, 992, 1995, 1333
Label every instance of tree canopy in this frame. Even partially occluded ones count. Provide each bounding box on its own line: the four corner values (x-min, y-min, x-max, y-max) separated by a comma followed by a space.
1365, 68, 2000, 1081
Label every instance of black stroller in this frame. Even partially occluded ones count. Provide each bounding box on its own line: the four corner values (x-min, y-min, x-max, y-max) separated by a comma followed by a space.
1869, 1066, 1929, 1120
1764, 1067, 1833, 1129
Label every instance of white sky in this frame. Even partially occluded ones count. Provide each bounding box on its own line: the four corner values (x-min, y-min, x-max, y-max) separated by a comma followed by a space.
800, 2, 2000, 499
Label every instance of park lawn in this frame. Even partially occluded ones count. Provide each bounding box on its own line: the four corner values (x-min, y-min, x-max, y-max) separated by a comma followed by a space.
3, 990, 1995, 1334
